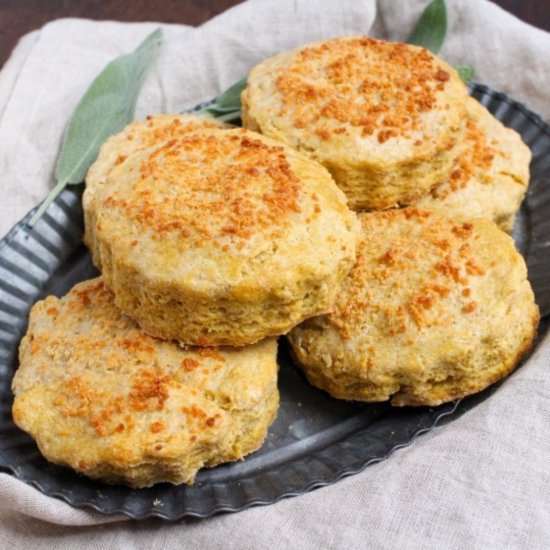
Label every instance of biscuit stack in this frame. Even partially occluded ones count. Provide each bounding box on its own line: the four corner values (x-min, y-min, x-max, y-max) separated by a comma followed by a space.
12, 36, 539, 487
242, 36, 531, 231
13, 114, 359, 487
242, 37, 538, 405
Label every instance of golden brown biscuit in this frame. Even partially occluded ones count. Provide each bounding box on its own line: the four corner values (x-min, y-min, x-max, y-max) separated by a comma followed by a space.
288, 209, 539, 406
242, 36, 468, 210
90, 128, 358, 346
12, 278, 279, 488
84, 114, 230, 266
416, 98, 531, 232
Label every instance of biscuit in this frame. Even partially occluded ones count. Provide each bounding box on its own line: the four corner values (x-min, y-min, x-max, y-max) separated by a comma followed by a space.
288, 209, 539, 406
416, 98, 531, 232
84, 114, 229, 267
12, 278, 279, 488
242, 36, 468, 210
90, 127, 358, 346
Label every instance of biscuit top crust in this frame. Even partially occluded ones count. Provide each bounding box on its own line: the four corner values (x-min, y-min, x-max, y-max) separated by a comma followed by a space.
13, 278, 277, 444
127, 114, 227, 149
244, 37, 468, 165
108, 130, 301, 245
277, 37, 450, 140
329, 209, 509, 341
95, 128, 357, 291
85, 114, 229, 195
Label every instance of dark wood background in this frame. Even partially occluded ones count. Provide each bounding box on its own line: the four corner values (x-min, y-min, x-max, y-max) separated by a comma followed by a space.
0, 1, 548, 68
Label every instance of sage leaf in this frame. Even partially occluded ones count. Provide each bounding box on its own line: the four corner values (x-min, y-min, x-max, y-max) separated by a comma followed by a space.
197, 77, 247, 123
408, 0, 447, 54
456, 64, 475, 84
29, 28, 163, 226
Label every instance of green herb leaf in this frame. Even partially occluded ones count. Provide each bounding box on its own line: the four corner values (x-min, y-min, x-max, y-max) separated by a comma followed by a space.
29, 28, 163, 226
408, 0, 447, 54
197, 77, 247, 123
455, 64, 475, 84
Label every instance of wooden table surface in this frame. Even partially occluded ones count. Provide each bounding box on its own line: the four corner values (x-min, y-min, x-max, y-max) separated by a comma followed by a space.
0, 1, 548, 68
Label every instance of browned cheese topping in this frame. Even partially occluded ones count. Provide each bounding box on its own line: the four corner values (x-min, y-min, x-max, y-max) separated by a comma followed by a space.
34, 281, 226, 439
102, 132, 308, 250
129, 115, 223, 147
329, 210, 487, 340
274, 37, 453, 143
430, 117, 495, 199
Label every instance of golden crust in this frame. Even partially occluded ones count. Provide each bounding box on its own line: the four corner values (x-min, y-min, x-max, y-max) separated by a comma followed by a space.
84, 114, 230, 267
91, 127, 358, 346
288, 209, 539, 406
12, 278, 279, 488
416, 98, 531, 231
242, 36, 469, 209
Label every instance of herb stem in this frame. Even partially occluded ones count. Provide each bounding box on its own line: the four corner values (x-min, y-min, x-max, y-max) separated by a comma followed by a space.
28, 179, 68, 226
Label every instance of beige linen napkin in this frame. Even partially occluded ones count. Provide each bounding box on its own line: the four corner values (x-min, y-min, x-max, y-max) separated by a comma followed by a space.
0, 0, 549, 547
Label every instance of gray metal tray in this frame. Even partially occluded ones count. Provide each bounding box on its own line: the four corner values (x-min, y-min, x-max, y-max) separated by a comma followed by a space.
0, 84, 549, 519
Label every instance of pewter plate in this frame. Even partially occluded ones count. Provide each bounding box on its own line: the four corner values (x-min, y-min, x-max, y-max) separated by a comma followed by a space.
0, 85, 549, 520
